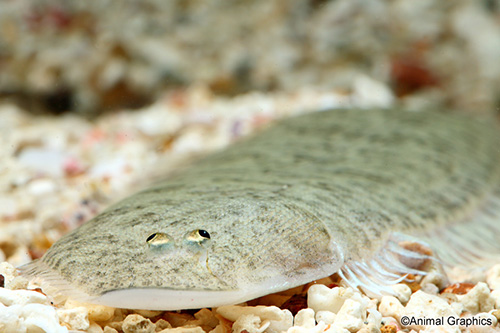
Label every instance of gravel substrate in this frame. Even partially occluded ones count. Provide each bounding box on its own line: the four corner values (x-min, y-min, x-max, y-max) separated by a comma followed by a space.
2, 1, 500, 332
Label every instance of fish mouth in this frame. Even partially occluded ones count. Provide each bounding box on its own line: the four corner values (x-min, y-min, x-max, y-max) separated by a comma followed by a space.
92, 261, 342, 311
91, 288, 251, 310
91, 273, 306, 310
19, 258, 296, 311
20, 260, 246, 310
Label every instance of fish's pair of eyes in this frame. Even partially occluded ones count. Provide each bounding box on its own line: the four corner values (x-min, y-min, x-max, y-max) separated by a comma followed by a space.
146, 229, 210, 247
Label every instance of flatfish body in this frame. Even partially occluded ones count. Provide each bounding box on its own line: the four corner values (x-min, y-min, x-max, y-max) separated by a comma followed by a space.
21, 108, 500, 310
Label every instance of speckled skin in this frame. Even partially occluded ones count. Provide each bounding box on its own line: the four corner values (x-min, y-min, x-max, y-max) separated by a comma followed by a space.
24, 109, 500, 303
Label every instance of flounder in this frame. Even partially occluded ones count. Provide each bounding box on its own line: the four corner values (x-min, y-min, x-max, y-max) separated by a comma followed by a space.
20, 108, 500, 310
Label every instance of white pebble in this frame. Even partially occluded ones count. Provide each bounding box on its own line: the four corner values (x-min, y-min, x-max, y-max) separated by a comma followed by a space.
0, 261, 29, 290
266, 309, 293, 333
217, 305, 292, 333
490, 290, 500, 309
122, 314, 155, 333
0, 288, 48, 306
172, 127, 211, 153
420, 283, 439, 295
57, 307, 90, 331
294, 308, 316, 328
307, 285, 364, 313
17, 147, 67, 177
460, 282, 495, 314
366, 308, 382, 327
64, 299, 115, 322
0, 303, 68, 333
216, 305, 285, 322
27, 178, 57, 197
378, 296, 404, 318
420, 271, 448, 290
88, 321, 105, 333
352, 75, 394, 108
232, 314, 269, 333
334, 299, 364, 332
135, 104, 182, 136
450, 300, 464, 315
439, 288, 464, 314
365, 296, 378, 311
391, 284, 412, 304
487, 264, 500, 291
405, 290, 458, 316
89, 157, 128, 179
403, 290, 458, 330
316, 310, 336, 325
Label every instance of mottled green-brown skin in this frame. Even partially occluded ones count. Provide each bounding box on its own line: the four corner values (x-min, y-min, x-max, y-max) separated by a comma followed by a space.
33, 109, 500, 298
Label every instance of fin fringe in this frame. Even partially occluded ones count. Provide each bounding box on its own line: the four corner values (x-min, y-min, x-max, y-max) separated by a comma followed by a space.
338, 188, 500, 297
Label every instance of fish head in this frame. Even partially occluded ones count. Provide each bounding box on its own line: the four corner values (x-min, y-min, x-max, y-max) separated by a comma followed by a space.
21, 195, 343, 310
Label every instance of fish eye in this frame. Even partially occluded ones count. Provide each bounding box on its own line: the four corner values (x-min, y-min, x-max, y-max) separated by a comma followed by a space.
186, 229, 211, 243
198, 229, 210, 239
146, 232, 172, 247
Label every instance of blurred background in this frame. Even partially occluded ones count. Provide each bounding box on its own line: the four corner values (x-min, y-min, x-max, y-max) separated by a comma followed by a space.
1, 0, 500, 117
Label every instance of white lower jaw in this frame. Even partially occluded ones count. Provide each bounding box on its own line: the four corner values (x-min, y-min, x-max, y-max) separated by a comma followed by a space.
88, 253, 343, 310
90, 288, 258, 310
